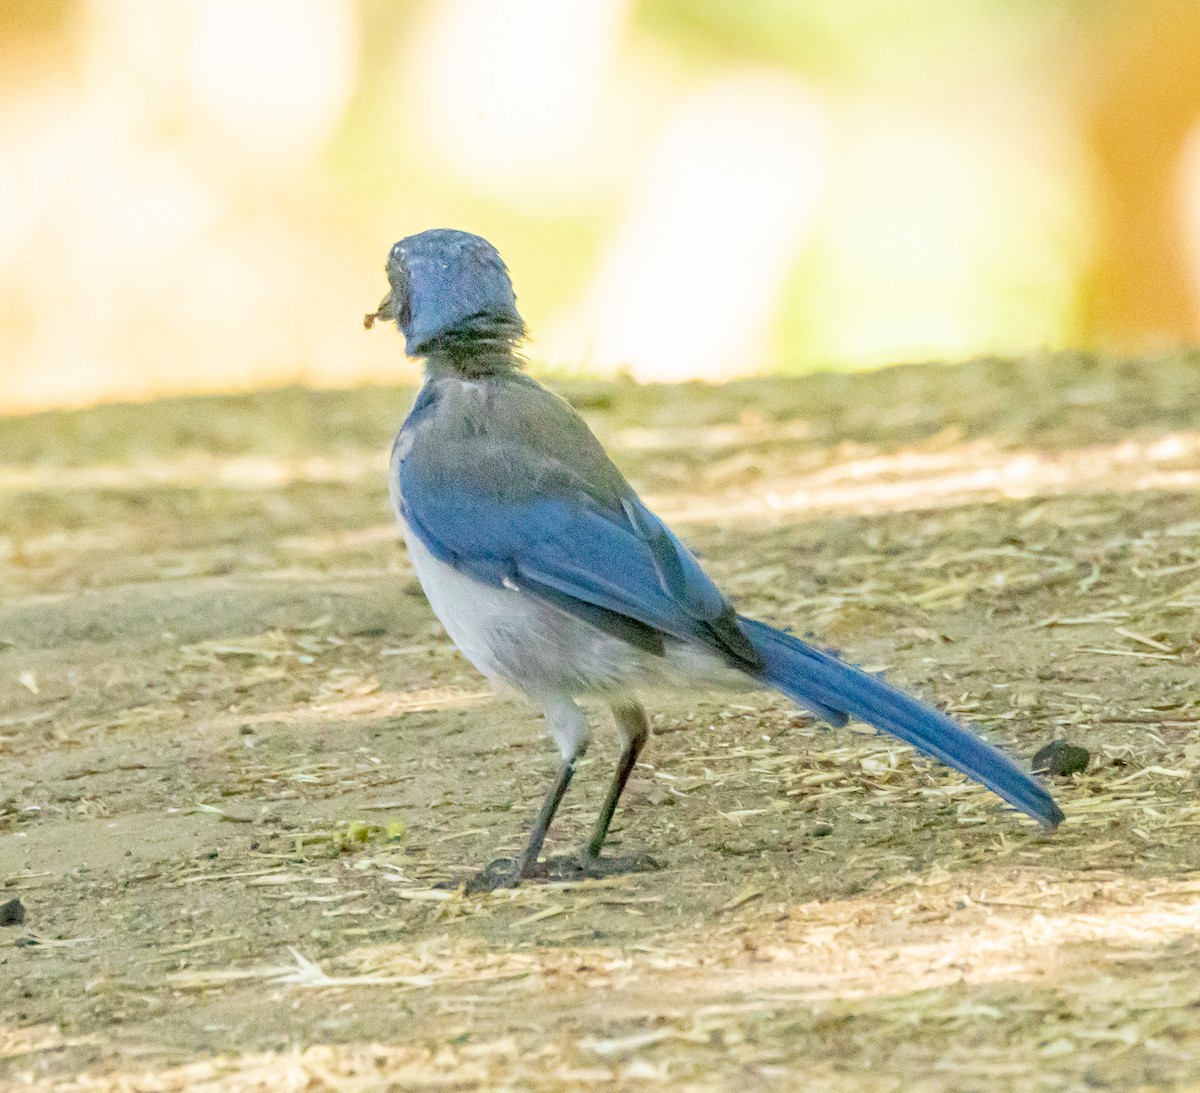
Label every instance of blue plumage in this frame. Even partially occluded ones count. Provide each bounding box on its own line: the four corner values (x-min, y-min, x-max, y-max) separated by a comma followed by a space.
738, 619, 1062, 826
371, 229, 1062, 891
398, 467, 754, 663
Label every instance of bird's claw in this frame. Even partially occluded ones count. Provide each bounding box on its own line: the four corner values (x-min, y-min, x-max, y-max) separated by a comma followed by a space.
458, 857, 540, 894
543, 850, 661, 881
456, 850, 660, 895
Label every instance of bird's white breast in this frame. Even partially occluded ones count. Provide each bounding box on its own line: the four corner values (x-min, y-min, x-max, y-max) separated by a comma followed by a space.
398, 517, 517, 683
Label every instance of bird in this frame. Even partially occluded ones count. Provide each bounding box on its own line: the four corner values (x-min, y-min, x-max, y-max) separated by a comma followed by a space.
366, 228, 1063, 892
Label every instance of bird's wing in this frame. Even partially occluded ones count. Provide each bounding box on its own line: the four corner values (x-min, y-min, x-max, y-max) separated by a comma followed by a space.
396, 431, 760, 669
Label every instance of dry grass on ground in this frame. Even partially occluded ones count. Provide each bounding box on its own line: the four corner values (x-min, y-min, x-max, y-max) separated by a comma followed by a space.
2, 352, 1200, 1090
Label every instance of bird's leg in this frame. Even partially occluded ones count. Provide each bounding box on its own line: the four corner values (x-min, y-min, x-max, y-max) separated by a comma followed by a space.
513, 750, 579, 873
463, 752, 580, 894
587, 701, 649, 858
463, 697, 588, 894
544, 701, 659, 881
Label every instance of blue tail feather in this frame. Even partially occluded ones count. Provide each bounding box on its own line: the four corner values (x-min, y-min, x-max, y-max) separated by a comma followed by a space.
739, 617, 1063, 829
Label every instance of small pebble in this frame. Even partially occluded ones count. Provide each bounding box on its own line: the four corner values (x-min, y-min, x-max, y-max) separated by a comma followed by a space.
1032, 740, 1090, 777
0, 897, 26, 927
810, 822, 834, 838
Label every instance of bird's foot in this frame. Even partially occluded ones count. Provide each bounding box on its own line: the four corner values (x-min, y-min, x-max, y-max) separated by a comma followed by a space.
459, 857, 542, 895
541, 849, 661, 882
456, 850, 660, 894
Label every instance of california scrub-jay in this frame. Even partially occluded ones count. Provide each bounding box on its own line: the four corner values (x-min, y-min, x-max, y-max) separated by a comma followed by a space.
367, 229, 1062, 892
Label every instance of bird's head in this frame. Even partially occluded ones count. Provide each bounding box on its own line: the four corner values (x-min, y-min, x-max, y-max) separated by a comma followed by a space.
365, 229, 525, 360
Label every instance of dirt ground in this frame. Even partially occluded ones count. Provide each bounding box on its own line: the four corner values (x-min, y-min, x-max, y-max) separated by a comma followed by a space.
3, 352, 1200, 1091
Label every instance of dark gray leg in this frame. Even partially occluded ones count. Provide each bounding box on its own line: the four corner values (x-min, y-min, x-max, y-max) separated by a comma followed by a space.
514, 752, 578, 874
542, 701, 659, 881
462, 700, 658, 894
463, 698, 589, 894
586, 701, 649, 857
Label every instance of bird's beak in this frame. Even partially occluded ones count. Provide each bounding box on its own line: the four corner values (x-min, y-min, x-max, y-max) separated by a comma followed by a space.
363, 290, 397, 330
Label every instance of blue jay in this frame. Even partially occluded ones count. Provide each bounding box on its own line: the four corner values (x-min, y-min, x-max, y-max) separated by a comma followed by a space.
367, 228, 1063, 892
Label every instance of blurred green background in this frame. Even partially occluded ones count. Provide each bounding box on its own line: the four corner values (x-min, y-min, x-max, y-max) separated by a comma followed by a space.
2, 0, 1199, 412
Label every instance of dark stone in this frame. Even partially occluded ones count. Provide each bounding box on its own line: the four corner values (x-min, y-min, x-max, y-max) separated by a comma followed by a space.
1033, 740, 1090, 777
810, 822, 834, 837
0, 897, 25, 926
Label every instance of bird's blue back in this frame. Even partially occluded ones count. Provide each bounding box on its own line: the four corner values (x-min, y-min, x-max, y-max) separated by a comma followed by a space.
395, 372, 758, 666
